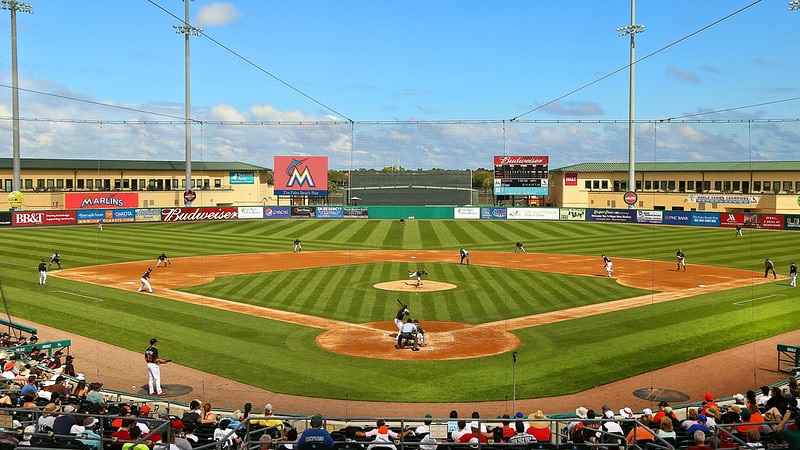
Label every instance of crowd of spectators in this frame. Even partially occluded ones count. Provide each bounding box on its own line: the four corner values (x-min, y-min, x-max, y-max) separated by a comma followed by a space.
4, 331, 800, 450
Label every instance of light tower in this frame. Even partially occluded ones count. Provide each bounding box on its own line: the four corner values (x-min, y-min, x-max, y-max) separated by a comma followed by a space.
617, 0, 644, 208
2, 0, 33, 194
174, 0, 202, 206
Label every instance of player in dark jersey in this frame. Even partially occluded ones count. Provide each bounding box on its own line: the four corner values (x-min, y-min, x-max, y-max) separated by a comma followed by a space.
394, 304, 409, 334
514, 242, 526, 253
407, 269, 428, 287
38, 259, 47, 285
138, 268, 153, 293
293, 238, 302, 253
765, 258, 777, 279
790, 261, 797, 287
460, 248, 470, 265
156, 252, 171, 268
145, 338, 170, 396
676, 249, 686, 272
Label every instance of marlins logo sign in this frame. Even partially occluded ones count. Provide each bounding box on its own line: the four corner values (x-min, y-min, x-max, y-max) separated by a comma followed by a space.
273, 156, 329, 196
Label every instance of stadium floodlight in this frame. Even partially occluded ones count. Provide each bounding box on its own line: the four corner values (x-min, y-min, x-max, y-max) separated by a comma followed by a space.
1, 0, 34, 196
791, 0, 800, 11
617, 0, 644, 209
173, 0, 203, 206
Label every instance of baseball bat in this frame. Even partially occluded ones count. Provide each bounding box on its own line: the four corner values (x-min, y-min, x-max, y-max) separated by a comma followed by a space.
396, 298, 404, 307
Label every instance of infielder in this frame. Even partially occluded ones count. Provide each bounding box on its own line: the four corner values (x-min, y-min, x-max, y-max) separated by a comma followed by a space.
765, 258, 777, 279
604, 258, 615, 278
138, 268, 153, 293
38, 259, 47, 285
459, 248, 470, 265
48, 252, 62, 270
514, 241, 526, 253
407, 268, 428, 287
676, 249, 686, 272
145, 338, 170, 397
394, 304, 409, 334
293, 238, 302, 253
156, 252, 171, 268
790, 262, 797, 288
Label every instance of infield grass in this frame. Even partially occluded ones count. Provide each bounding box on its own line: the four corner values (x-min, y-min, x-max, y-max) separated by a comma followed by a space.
1, 219, 799, 402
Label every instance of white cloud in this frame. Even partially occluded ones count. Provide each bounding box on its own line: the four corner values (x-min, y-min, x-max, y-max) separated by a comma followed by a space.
195, 2, 243, 27
209, 104, 247, 122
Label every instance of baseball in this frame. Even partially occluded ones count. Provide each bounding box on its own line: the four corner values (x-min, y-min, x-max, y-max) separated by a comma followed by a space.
411, 256, 416, 259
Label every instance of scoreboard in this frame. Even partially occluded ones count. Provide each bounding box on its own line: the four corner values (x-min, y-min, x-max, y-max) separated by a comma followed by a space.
493, 155, 549, 196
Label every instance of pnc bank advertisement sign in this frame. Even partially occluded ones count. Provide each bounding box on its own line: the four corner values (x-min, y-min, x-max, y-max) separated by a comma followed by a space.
273, 156, 328, 196
65, 193, 139, 209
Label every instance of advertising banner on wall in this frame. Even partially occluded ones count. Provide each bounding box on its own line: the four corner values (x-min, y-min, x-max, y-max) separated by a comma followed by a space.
636, 210, 663, 224
230, 172, 255, 184
65, 193, 139, 209
586, 209, 636, 223
690, 212, 720, 226
135, 209, 162, 222
480, 207, 506, 220
273, 156, 328, 196
564, 173, 578, 186
507, 207, 559, 220
14, 211, 77, 227
264, 207, 291, 218
238, 207, 264, 219
785, 215, 800, 231
454, 207, 480, 219
663, 211, 691, 226
687, 194, 758, 205
77, 210, 105, 223
291, 206, 316, 218
0, 212, 11, 227
493, 155, 549, 196
344, 207, 369, 218
761, 214, 783, 229
161, 207, 238, 222
316, 206, 344, 218
559, 208, 586, 221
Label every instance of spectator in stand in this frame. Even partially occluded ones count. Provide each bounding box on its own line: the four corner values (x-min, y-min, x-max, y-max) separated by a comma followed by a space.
653, 402, 670, 423
682, 408, 699, 431
618, 407, 636, 435
355, 419, 413, 440
48, 351, 64, 370
213, 419, 242, 449
446, 410, 459, 435
700, 393, 718, 415
243, 403, 253, 421
451, 420, 469, 442
85, 382, 104, 404
38, 403, 59, 431
249, 404, 284, 436
123, 426, 150, 450
777, 410, 800, 450
182, 422, 198, 446
736, 408, 762, 435
111, 418, 136, 443
20, 375, 38, 399
21, 392, 38, 408
181, 400, 202, 426
656, 417, 676, 441
626, 415, 655, 445
705, 405, 721, 428
508, 421, 536, 444
365, 425, 397, 450
597, 410, 624, 444
415, 414, 434, 438
765, 387, 790, 413
582, 409, 601, 443
279, 428, 298, 450
51, 376, 70, 397
747, 391, 760, 414
78, 417, 102, 450
569, 407, 588, 435
297, 414, 332, 448
688, 430, 713, 450
745, 429, 764, 449
685, 414, 711, 436
757, 386, 772, 410
527, 410, 552, 442
72, 377, 88, 398
458, 422, 488, 444
52, 405, 78, 435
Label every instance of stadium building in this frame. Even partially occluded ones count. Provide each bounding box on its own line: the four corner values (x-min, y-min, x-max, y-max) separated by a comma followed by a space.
550, 161, 800, 214
0, 158, 273, 210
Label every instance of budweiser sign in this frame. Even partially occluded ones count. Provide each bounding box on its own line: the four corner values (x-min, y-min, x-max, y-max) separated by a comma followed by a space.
161, 207, 238, 222
493, 156, 548, 165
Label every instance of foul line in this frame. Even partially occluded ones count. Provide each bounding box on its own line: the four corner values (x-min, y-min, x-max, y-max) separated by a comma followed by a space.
51, 290, 105, 302
734, 294, 784, 306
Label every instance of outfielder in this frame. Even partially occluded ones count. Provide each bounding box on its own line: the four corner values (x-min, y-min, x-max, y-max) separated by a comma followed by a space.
407, 268, 428, 287
138, 268, 153, 293
156, 252, 171, 268
791, 262, 797, 287
394, 304, 409, 334
293, 238, 302, 253
676, 249, 686, 272
38, 259, 47, 285
459, 248, 470, 265
145, 338, 170, 397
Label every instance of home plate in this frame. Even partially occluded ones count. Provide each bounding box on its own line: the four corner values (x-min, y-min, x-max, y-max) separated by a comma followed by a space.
411, 256, 416, 259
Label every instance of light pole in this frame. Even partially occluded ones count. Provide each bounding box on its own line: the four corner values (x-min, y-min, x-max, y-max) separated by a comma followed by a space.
617, 0, 644, 209
2, 0, 33, 194
174, 0, 202, 206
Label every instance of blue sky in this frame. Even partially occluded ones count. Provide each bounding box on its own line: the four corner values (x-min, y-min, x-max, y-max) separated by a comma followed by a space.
1, 1, 799, 169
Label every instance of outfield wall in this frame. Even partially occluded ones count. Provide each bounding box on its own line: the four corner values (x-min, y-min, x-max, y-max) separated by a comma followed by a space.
4, 206, 800, 231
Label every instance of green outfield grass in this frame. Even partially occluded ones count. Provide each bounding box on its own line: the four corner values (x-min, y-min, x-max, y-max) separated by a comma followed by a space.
1, 219, 799, 402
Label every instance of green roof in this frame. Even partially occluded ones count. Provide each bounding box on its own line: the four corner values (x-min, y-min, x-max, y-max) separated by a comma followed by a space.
553, 161, 800, 173
0, 158, 269, 172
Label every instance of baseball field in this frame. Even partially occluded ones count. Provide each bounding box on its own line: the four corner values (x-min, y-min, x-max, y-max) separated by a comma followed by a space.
2, 219, 799, 404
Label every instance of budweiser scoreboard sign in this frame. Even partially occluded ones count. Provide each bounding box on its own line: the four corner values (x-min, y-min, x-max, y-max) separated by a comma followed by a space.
493, 155, 549, 196
161, 207, 238, 223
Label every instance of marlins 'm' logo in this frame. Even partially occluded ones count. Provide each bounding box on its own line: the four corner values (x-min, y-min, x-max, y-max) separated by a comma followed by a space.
285, 158, 316, 188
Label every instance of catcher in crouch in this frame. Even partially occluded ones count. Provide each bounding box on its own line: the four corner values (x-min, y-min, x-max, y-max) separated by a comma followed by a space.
407, 268, 428, 287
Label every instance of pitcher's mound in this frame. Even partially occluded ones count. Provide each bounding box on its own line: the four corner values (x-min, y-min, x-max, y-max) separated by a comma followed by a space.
374, 280, 457, 292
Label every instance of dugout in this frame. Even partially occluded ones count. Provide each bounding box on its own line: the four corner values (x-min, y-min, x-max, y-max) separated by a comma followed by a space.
348, 170, 477, 206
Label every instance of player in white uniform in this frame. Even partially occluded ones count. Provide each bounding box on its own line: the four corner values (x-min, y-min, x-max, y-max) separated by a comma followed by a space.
38, 259, 47, 285
145, 338, 169, 397
459, 248, 470, 265
604, 259, 615, 277
138, 268, 153, 293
